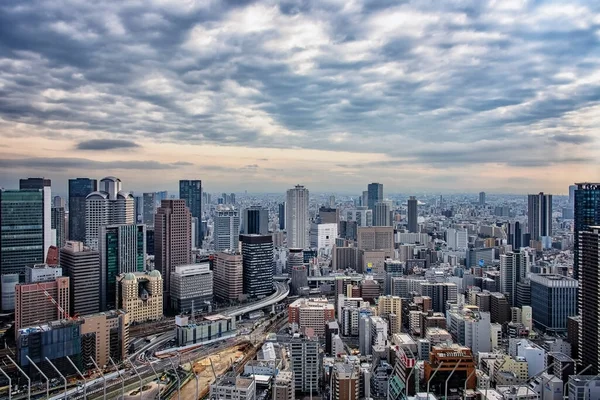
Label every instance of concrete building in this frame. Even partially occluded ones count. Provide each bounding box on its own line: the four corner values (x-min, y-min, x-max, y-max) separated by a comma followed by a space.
424, 345, 477, 395
85, 177, 135, 250
500, 251, 529, 306
495, 355, 529, 384
68, 178, 97, 242
446, 228, 468, 250
528, 192, 553, 241
272, 371, 294, 400
288, 298, 335, 336
367, 183, 383, 211
98, 223, 146, 311
374, 201, 392, 227
214, 208, 240, 252
154, 199, 192, 301
243, 206, 269, 235
479, 191, 486, 205
116, 271, 163, 324
80, 310, 130, 369
170, 263, 213, 313
407, 196, 418, 233
286, 185, 310, 249
290, 265, 308, 296
179, 180, 203, 248
378, 295, 402, 334
142, 192, 157, 227
446, 305, 492, 355
15, 276, 70, 336
530, 274, 577, 333
210, 372, 256, 400
175, 314, 236, 346
490, 292, 511, 324
345, 207, 373, 227
24, 264, 62, 283
567, 375, 600, 400
241, 234, 274, 299
51, 205, 66, 248
318, 207, 339, 225
214, 252, 244, 303
515, 340, 545, 378
60, 241, 100, 316
290, 336, 320, 393
357, 226, 394, 254
310, 223, 338, 254
332, 362, 360, 400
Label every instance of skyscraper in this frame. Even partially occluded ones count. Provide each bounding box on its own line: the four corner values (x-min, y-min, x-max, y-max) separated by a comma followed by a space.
142, 192, 157, 227
51, 205, 66, 248
367, 183, 383, 211
577, 226, 600, 373
527, 192, 553, 241
68, 178, 97, 242
60, 241, 100, 316
500, 251, 528, 307
361, 191, 368, 208
479, 191, 486, 205
0, 187, 52, 275
507, 221, 522, 251
15, 276, 70, 335
179, 180, 202, 247
155, 200, 192, 302
214, 208, 240, 252
407, 196, 418, 233
278, 202, 286, 230
213, 252, 243, 303
574, 183, 600, 281
529, 274, 577, 333
569, 185, 577, 208
98, 224, 146, 310
85, 177, 135, 250
241, 234, 274, 298
374, 201, 392, 226
19, 178, 52, 260
286, 185, 310, 249
243, 206, 269, 235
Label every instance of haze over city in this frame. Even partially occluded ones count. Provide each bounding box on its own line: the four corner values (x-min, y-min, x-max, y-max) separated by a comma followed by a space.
1, 0, 599, 194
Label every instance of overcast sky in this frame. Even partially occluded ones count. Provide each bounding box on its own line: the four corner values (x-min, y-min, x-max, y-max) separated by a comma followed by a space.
1, 0, 599, 195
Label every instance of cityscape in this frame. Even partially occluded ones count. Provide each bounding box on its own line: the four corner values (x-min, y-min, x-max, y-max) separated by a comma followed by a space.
1, 1, 600, 400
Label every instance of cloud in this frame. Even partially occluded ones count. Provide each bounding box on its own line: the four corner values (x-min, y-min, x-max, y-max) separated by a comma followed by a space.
550, 134, 595, 145
76, 139, 141, 150
0, 157, 186, 170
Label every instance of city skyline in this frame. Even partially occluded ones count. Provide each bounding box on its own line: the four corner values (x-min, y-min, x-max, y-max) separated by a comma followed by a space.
1, 1, 599, 193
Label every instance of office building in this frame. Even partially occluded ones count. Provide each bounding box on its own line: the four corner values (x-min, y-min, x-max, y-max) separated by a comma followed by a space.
286, 185, 310, 249
479, 191, 486, 205
357, 226, 394, 252
291, 265, 308, 295
420, 282, 457, 313
210, 372, 256, 400
527, 192, 553, 241
367, 183, 383, 211
170, 263, 213, 313
374, 201, 392, 226
214, 208, 240, 252
97, 224, 146, 311
213, 252, 244, 303
578, 226, 600, 373
309, 223, 338, 253
116, 271, 163, 323
446, 305, 492, 355
331, 362, 360, 400
60, 241, 100, 316
241, 234, 274, 299
287, 248, 304, 274
19, 179, 52, 261
500, 251, 529, 307
278, 202, 286, 230
530, 274, 577, 333
85, 177, 135, 250
243, 206, 269, 235
179, 180, 203, 247
574, 183, 600, 281
346, 207, 373, 227
446, 228, 468, 250
15, 276, 70, 335
1, 187, 52, 275
69, 179, 98, 242
466, 247, 494, 268
407, 196, 418, 233
318, 207, 339, 225
490, 292, 511, 324
290, 336, 320, 393
378, 295, 402, 334
272, 371, 294, 400
507, 221, 523, 251
25, 264, 62, 283
176, 314, 237, 346
424, 345, 477, 395
142, 192, 157, 227
51, 205, 66, 248
567, 375, 600, 400
154, 199, 192, 299
288, 298, 335, 336
80, 310, 130, 369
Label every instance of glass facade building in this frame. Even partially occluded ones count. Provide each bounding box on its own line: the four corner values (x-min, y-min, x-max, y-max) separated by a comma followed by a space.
179, 180, 202, 247
68, 178, 97, 242
241, 234, 274, 299
530, 274, 577, 333
574, 183, 600, 281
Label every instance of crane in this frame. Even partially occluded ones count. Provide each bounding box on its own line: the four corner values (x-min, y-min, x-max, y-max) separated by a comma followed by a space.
35, 282, 73, 320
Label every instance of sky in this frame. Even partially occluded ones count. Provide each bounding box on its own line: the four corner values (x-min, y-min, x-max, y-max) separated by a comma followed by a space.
0, 0, 599, 195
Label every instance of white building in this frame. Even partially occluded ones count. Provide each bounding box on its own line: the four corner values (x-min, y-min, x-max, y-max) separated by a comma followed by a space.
310, 222, 338, 254
516, 340, 545, 378
170, 263, 213, 313
213, 208, 240, 252
210, 372, 256, 400
345, 208, 373, 227
446, 229, 468, 250
286, 185, 310, 249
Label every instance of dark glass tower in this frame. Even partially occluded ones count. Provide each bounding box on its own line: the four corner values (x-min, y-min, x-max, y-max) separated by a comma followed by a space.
367, 183, 383, 211
574, 183, 600, 281
241, 234, 274, 298
179, 180, 202, 247
278, 202, 286, 230
243, 206, 269, 235
68, 178, 97, 242
527, 192, 553, 241
407, 196, 418, 233
578, 226, 600, 374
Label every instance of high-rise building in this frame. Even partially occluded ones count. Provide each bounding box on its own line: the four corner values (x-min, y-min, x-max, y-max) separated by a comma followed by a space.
377, 295, 402, 334
357, 226, 394, 252
60, 241, 100, 316
214, 208, 240, 251
345, 207, 373, 227
318, 207, 339, 225
98, 224, 146, 311
213, 252, 243, 303
331, 362, 360, 400
179, 180, 202, 247
574, 183, 600, 281
15, 276, 70, 335
578, 226, 600, 374
479, 191, 486, 205
85, 177, 134, 250
241, 234, 274, 299
527, 192, 553, 241
288, 298, 335, 336
1, 186, 52, 275
142, 192, 157, 227
500, 251, 528, 307
273, 371, 294, 400
286, 185, 310, 249
367, 183, 383, 211
407, 196, 418, 233
51, 205, 66, 249
243, 206, 269, 235
154, 199, 192, 301
507, 221, 523, 251
170, 263, 213, 313
69, 178, 98, 242
278, 202, 286, 230
116, 271, 163, 324
309, 223, 338, 252
290, 335, 320, 393
530, 274, 577, 333
569, 185, 577, 208
80, 310, 129, 370
374, 201, 392, 226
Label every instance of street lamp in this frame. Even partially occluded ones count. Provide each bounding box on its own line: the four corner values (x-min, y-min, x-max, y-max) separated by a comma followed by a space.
66, 355, 86, 400
445, 360, 462, 400
7, 355, 30, 400
149, 361, 162, 400
45, 357, 67, 399
109, 357, 125, 400
0, 366, 11, 400
129, 360, 144, 400
426, 361, 444, 396
169, 357, 181, 400
26, 356, 49, 399
188, 360, 199, 400
89, 357, 106, 400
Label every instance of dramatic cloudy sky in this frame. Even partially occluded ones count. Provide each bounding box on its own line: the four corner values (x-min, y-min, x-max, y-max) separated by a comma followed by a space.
1, 0, 599, 195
